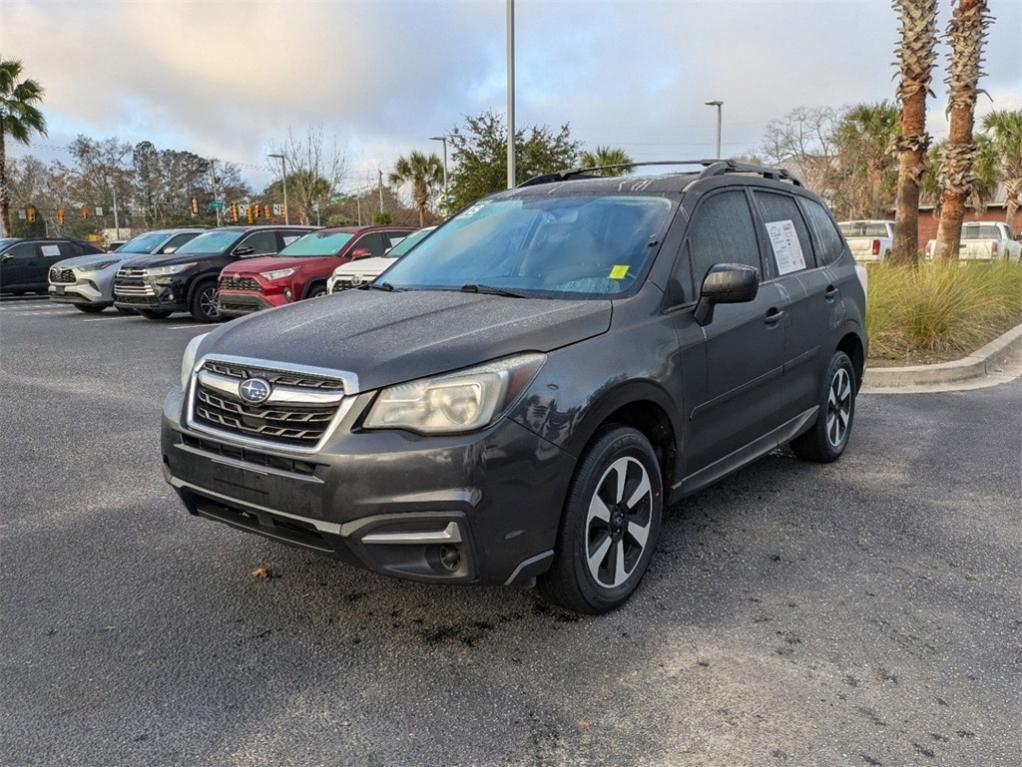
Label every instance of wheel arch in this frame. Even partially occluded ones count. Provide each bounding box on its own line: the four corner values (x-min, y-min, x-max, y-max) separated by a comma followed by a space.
836, 330, 865, 388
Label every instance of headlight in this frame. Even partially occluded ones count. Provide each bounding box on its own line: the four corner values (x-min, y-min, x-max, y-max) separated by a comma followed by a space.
149, 262, 197, 276
180, 333, 208, 388
260, 267, 298, 281
363, 353, 545, 434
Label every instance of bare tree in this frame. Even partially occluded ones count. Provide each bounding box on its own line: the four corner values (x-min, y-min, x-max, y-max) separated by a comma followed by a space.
760, 106, 840, 196
270, 127, 347, 225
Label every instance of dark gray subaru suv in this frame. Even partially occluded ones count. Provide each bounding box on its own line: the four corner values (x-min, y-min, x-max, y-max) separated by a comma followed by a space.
162, 161, 867, 614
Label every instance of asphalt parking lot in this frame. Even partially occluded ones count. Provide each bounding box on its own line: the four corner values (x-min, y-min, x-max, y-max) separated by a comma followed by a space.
1, 296, 1019, 767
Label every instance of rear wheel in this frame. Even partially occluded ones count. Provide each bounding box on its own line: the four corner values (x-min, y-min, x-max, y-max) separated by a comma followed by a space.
139, 309, 172, 320
790, 350, 856, 463
538, 426, 663, 614
189, 281, 222, 323
73, 304, 106, 314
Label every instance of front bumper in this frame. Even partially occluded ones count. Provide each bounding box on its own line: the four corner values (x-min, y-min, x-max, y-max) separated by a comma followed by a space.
161, 387, 574, 585
48, 273, 113, 306
217, 289, 283, 317
113, 276, 188, 312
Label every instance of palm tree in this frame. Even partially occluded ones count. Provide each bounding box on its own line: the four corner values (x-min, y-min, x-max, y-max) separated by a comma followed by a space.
890, 0, 939, 266
982, 109, 1022, 226
579, 146, 634, 176
834, 102, 901, 218
0, 58, 47, 237
389, 151, 443, 227
933, 0, 993, 262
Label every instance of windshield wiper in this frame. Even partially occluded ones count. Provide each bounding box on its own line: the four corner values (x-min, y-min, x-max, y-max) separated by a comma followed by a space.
460, 283, 528, 298
361, 282, 399, 292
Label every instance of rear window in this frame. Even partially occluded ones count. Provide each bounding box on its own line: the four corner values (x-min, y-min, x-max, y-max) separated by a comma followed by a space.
839, 222, 890, 238
278, 231, 354, 257
961, 224, 1000, 240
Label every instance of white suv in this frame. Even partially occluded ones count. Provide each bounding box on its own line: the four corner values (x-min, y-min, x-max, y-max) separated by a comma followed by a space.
327, 226, 435, 293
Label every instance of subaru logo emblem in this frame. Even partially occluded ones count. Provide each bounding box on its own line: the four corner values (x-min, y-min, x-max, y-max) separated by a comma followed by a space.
239, 377, 272, 404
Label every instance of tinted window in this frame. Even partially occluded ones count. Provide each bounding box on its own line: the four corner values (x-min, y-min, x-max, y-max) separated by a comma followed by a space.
353, 233, 386, 258
799, 198, 845, 265
38, 242, 64, 259
684, 191, 762, 297
382, 195, 674, 298
5, 243, 38, 260
161, 233, 198, 253
238, 231, 278, 256
754, 191, 815, 274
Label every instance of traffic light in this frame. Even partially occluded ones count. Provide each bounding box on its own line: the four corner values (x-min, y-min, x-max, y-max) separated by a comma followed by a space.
246, 204, 255, 224
191, 197, 199, 216
57, 209, 65, 226
81, 207, 89, 220
27, 207, 36, 223
230, 202, 238, 223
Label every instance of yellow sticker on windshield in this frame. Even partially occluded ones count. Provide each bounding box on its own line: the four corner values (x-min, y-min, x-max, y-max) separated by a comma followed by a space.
609, 265, 629, 280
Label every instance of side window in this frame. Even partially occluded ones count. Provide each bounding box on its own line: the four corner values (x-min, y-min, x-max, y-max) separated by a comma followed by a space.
57, 242, 80, 258
238, 231, 278, 256
279, 230, 307, 248
5, 243, 39, 260
677, 190, 762, 302
39, 243, 64, 259
385, 231, 409, 249
754, 191, 816, 274
353, 233, 386, 258
161, 233, 197, 253
798, 197, 845, 266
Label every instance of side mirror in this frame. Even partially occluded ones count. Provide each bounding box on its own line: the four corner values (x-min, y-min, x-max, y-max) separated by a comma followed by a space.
233, 245, 255, 257
693, 263, 759, 326
162, 246, 177, 254
1, 253, 12, 262
350, 247, 372, 259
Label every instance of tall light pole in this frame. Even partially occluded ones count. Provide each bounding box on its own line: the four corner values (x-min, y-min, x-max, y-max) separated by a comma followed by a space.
267, 153, 289, 224
506, 0, 515, 188
704, 100, 723, 160
429, 135, 448, 198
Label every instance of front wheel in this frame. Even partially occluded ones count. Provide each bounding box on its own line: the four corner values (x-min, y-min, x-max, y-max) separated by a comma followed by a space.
307, 285, 327, 299
190, 281, 223, 323
538, 426, 663, 614
790, 351, 856, 463
73, 304, 106, 314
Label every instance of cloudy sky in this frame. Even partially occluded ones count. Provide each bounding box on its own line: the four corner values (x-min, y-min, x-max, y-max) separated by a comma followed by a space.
6, 0, 1021, 192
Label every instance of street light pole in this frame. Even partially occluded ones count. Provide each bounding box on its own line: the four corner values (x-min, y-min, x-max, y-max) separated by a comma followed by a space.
429, 135, 448, 197
267, 153, 289, 224
704, 100, 723, 160
506, 0, 515, 188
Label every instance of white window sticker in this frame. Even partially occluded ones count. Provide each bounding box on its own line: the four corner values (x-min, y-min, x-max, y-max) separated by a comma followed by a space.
41, 245, 61, 257
765, 219, 806, 275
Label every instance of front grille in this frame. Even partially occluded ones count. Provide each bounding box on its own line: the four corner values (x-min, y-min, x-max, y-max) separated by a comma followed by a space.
191, 360, 346, 447
114, 267, 155, 297
49, 267, 75, 284
220, 276, 260, 291
180, 433, 321, 476
331, 277, 359, 292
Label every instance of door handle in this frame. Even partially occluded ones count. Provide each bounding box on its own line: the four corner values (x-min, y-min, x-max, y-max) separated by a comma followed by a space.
825, 285, 839, 301
764, 308, 785, 325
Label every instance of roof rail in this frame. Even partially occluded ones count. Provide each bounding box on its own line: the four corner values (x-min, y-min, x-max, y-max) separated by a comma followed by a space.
517, 159, 801, 188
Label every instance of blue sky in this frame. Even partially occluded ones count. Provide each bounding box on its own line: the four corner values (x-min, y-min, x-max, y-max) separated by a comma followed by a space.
6, 0, 1021, 192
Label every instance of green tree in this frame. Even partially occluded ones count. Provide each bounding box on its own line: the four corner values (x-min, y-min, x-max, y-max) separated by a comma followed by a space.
389, 150, 443, 227
579, 146, 634, 176
446, 112, 581, 210
981, 109, 1022, 225
0, 58, 47, 237
833, 102, 901, 218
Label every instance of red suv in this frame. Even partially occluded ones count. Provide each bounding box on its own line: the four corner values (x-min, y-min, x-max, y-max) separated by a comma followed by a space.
216, 225, 416, 317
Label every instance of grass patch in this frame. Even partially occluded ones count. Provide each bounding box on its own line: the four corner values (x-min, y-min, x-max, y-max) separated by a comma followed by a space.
865, 261, 1022, 365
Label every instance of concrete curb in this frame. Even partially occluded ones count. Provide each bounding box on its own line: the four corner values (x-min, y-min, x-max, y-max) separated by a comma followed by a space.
863, 322, 1022, 389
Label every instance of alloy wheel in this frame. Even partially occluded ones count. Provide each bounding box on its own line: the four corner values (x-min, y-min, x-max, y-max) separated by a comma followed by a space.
200, 286, 221, 321
826, 367, 852, 447
585, 456, 653, 589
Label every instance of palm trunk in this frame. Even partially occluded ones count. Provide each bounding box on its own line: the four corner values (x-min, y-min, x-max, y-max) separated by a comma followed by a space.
933, 0, 991, 263
1006, 178, 1021, 227
891, 0, 938, 267
0, 119, 9, 238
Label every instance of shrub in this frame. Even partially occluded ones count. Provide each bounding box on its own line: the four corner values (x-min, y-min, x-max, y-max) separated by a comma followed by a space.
866, 261, 1022, 362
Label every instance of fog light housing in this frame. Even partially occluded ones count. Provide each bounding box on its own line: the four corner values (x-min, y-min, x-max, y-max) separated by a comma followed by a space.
284, 288, 293, 301
438, 544, 461, 573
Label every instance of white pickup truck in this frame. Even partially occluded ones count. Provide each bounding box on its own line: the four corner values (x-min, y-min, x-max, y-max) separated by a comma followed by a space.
838, 220, 894, 262
925, 222, 1022, 262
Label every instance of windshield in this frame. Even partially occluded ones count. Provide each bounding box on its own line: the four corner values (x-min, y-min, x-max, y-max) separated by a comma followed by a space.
386, 227, 435, 258
278, 231, 354, 257
0, 238, 20, 252
961, 224, 999, 240
118, 232, 172, 254
839, 222, 890, 237
175, 230, 243, 255
381, 195, 673, 298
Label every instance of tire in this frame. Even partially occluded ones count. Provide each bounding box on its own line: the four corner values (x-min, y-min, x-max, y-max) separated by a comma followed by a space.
115, 306, 137, 316
189, 280, 223, 323
537, 425, 663, 614
73, 304, 106, 314
790, 350, 856, 463
307, 284, 327, 299
139, 309, 172, 320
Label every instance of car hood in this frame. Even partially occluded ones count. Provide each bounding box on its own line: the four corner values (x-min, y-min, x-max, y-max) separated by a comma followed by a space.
202, 288, 612, 392
223, 255, 332, 275
332, 256, 393, 277
53, 253, 135, 270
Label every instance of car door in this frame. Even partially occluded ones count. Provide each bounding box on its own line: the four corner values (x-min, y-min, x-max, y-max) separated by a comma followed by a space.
676, 188, 789, 470
0, 242, 39, 289
751, 190, 828, 422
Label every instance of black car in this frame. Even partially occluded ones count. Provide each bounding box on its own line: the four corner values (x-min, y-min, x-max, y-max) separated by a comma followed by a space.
1, 238, 104, 295
161, 161, 867, 614
113, 225, 315, 322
